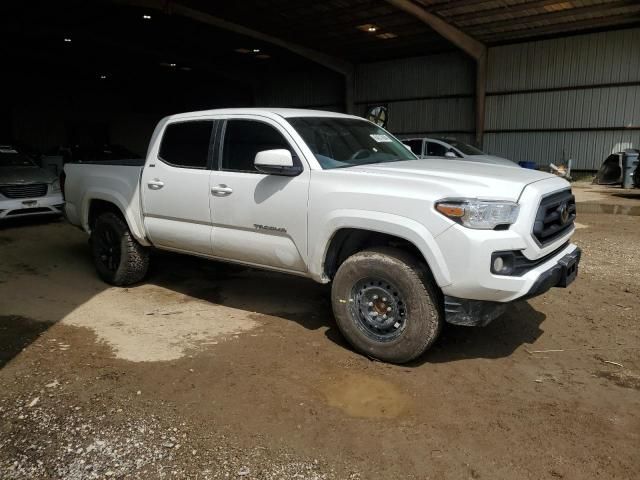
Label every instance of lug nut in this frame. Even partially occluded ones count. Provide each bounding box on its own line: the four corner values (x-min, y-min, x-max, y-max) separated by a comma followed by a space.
386, 307, 392, 312
373, 295, 378, 300
368, 302, 373, 307
382, 314, 387, 319
382, 297, 387, 302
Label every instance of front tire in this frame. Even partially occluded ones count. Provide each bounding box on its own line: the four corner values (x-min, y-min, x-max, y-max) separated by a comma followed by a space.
331, 247, 442, 363
90, 212, 149, 286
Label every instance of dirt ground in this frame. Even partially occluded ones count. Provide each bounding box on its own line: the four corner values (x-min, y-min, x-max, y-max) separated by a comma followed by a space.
1, 183, 639, 479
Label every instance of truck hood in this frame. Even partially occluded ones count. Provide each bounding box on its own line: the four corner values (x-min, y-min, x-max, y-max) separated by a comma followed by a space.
0, 167, 56, 185
347, 159, 557, 200
465, 154, 518, 167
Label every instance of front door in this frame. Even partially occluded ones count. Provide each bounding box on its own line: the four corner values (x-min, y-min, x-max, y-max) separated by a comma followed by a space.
209, 118, 309, 273
140, 120, 215, 255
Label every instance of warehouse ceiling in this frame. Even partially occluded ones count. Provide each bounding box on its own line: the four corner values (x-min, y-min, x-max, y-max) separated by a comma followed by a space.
2, 0, 639, 74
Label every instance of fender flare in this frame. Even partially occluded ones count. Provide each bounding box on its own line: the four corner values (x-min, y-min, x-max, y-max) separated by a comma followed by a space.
311, 209, 452, 287
81, 188, 150, 246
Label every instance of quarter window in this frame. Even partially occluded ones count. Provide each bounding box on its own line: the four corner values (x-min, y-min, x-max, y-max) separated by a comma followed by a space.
221, 120, 291, 173
159, 121, 213, 168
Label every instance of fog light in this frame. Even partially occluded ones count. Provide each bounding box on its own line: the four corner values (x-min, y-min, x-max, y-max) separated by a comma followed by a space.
490, 251, 516, 275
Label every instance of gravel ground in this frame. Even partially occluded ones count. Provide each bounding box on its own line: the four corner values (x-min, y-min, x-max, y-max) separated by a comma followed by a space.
1, 184, 639, 479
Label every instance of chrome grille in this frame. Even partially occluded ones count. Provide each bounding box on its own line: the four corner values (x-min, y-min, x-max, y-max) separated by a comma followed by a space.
532, 189, 576, 246
0, 183, 48, 199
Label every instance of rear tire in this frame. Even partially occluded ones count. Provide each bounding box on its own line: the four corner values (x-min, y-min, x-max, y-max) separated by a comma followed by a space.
331, 246, 442, 363
90, 212, 149, 286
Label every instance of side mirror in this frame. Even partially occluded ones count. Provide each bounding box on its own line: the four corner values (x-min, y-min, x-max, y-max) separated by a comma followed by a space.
445, 151, 457, 158
254, 149, 302, 176
402, 143, 413, 152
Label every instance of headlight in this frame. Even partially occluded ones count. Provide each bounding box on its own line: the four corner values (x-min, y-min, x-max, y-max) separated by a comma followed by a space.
50, 179, 61, 193
435, 199, 519, 229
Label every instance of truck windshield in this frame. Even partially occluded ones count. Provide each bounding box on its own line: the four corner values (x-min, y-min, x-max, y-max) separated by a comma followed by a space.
288, 117, 416, 169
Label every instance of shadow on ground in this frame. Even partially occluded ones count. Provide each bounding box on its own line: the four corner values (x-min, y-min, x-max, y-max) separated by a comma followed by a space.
0, 316, 53, 368
149, 251, 547, 364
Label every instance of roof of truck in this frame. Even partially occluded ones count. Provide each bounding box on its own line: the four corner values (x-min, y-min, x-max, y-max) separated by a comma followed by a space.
165, 108, 357, 121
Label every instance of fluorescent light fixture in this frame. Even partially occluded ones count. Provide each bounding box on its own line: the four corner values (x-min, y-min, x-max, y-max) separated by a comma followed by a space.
143, 14, 152, 19
64, 37, 72, 42
252, 48, 260, 53
100, 75, 107, 79
169, 63, 176, 67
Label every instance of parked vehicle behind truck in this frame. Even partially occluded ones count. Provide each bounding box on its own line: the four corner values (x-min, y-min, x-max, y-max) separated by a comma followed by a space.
0, 145, 64, 220
63, 108, 580, 363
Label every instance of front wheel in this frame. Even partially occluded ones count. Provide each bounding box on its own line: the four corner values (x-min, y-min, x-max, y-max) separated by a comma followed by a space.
90, 212, 149, 286
331, 247, 442, 363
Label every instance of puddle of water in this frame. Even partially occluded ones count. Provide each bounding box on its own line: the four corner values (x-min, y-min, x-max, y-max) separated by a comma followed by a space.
319, 372, 411, 419
576, 203, 640, 216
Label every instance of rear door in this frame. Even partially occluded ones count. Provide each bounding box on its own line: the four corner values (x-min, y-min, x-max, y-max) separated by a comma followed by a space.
209, 117, 309, 273
140, 119, 216, 255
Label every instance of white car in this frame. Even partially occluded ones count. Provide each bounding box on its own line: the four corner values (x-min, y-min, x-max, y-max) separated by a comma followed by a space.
403, 137, 518, 167
63, 108, 579, 363
0, 146, 64, 220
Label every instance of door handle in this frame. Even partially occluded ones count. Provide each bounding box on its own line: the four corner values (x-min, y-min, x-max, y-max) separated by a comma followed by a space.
147, 179, 164, 190
211, 184, 233, 196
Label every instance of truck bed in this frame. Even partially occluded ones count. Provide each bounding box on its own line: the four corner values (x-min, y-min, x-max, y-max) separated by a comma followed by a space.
63, 162, 148, 243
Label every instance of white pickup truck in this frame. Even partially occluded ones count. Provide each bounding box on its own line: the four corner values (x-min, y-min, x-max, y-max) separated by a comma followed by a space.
64, 108, 580, 363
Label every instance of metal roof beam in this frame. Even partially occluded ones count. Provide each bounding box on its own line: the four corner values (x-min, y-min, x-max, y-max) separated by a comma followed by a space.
385, 0, 488, 145
385, 0, 485, 60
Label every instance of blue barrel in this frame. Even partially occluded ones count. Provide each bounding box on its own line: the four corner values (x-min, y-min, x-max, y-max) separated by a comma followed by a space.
519, 161, 537, 169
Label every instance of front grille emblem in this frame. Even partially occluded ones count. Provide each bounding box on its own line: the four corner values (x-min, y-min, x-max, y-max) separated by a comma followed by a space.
559, 202, 569, 224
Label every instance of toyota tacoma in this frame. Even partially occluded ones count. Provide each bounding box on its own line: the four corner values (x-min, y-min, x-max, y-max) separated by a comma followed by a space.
63, 108, 580, 363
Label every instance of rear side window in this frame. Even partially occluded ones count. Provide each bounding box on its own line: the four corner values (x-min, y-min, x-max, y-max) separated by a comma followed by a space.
426, 142, 447, 157
159, 121, 213, 168
221, 120, 291, 173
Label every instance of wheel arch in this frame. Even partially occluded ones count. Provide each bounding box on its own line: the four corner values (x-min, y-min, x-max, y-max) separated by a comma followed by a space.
316, 212, 452, 287
82, 190, 149, 245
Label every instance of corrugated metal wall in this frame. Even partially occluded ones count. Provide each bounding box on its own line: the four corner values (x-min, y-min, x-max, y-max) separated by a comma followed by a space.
485, 28, 640, 170
355, 52, 475, 136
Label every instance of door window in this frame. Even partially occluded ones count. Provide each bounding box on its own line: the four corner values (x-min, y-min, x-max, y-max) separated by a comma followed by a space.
425, 142, 448, 157
159, 121, 213, 168
404, 139, 423, 155
221, 120, 292, 173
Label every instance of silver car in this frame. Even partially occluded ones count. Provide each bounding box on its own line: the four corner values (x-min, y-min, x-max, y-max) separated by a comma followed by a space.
0, 146, 64, 220
403, 137, 518, 167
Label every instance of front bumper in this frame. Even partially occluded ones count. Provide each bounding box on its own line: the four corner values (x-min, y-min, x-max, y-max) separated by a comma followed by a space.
444, 247, 581, 326
0, 193, 65, 219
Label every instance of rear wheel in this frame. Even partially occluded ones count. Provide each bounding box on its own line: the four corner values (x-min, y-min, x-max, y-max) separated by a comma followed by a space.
331, 246, 442, 363
90, 212, 149, 286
